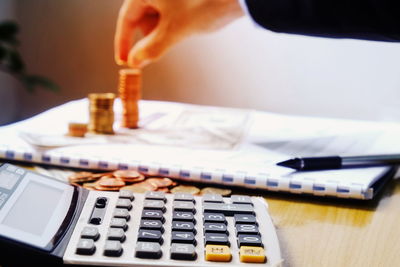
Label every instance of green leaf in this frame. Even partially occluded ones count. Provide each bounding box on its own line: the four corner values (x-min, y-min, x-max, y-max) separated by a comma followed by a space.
0, 20, 19, 44
5, 50, 25, 73
23, 75, 60, 93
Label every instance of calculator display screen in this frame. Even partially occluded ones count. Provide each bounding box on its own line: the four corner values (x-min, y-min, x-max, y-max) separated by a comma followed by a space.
0, 170, 74, 250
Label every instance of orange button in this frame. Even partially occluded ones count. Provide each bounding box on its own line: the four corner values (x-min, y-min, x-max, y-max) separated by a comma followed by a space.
239, 246, 266, 263
205, 245, 232, 262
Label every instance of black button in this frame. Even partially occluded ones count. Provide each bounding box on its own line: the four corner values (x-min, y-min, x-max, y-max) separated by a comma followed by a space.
137, 229, 163, 244
205, 233, 230, 246
141, 209, 165, 223
203, 213, 226, 224
173, 211, 196, 223
89, 217, 102, 225
235, 224, 259, 235
237, 234, 263, 247
76, 239, 96, 255
95, 197, 108, 208
204, 223, 228, 234
170, 243, 197, 261
140, 220, 165, 233
171, 221, 196, 234
103, 240, 123, 257
171, 231, 196, 245
234, 214, 257, 225
135, 242, 162, 259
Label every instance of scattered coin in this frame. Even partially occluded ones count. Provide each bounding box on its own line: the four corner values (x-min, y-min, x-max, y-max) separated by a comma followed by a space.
68, 171, 95, 183
146, 177, 174, 188
170, 185, 200, 195
98, 176, 125, 188
114, 170, 141, 179
121, 181, 157, 193
200, 187, 232, 196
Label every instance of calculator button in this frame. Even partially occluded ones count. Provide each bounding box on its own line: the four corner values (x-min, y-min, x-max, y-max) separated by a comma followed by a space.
76, 239, 96, 255
113, 208, 130, 221
135, 242, 162, 259
203, 213, 226, 224
103, 240, 123, 257
80, 226, 100, 241
137, 229, 164, 244
119, 190, 134, 201
110, 218, 128, 231
116, 199, 132, 210
237, 234, 263, 247
140, 220, 165, 233
204, 223, 228, 234
173, 193, 195, 203
107, 228, 126, 242
171, 231, 196, 245
234, 214, 257, 225
89, 217, 102, 225
143, 200, 166, 213
95, 197, 108, 208
171, 221, 196, 233
170, 243, 197, 260
205, 233, 230, 246
236, 224, 259, 235
203, 203, 254, 216
173, 201, 196, 213
141, 210, 165, 223
231, 195, 253, 205
205, 245, 231, 262
202, 194, 223, 203
173, 211, 196, 223
145, 191, 166, 202
239, 246, 266, 263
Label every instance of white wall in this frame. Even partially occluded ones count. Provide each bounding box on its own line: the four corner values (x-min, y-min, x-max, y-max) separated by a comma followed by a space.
14, 1, 400, 122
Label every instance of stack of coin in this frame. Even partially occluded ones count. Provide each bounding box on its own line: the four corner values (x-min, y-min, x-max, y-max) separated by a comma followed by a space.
119, 68, 141, 128
88, 93, 116, 134
68, 122, 88, 137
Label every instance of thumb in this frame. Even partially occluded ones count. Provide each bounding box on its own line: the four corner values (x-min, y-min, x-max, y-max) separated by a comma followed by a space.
127, 24, 177, 68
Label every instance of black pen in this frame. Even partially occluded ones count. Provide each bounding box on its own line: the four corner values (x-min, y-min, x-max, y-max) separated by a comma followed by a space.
277, 154, 400, 171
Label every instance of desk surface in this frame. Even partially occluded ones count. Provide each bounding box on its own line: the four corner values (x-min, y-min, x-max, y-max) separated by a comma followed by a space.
262, 177, 400, 267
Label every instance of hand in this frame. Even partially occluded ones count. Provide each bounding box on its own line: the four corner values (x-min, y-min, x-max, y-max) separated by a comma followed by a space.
114, 0, 244, 68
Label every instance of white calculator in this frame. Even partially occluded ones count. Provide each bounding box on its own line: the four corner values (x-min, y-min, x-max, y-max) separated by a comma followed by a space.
0, 163, 283, 266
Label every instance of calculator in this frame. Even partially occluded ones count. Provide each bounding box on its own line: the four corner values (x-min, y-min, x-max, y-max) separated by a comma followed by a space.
0, 163, 283, 266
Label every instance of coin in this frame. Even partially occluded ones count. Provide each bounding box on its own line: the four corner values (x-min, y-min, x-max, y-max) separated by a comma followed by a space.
68, 171, 94, 183
121, 181, 157, 193
98, 176, 125, 187
94, 184, 122, 191
119, 68, 141, 129
200, 187, 232, 196
114, 170, 140, 179
146, 177, 174, 188
170, 185, 200, 195
88, 93, 116, 134
68, 122, 88, 137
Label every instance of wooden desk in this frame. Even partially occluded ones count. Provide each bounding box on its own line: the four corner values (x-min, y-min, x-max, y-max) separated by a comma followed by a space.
262, 177, 400, 267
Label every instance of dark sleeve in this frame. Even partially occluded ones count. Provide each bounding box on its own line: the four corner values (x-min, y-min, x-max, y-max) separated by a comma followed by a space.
244, 0, 400, 41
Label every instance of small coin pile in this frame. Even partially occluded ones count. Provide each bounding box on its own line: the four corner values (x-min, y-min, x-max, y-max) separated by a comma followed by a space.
88, 93, 116, 134
68, 122, 88, 137
68, 170, 232, 196
68, 170, 176, 193
119, 68, 141, 129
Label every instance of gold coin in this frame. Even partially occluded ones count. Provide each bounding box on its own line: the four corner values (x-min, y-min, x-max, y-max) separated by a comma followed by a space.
98, 176, 125, 187
170, 185, 200, 195
68, 171, 94, 183
121, 181, 157, 193
114, 170, 141, 179
200, 187, 232, 196
146, 177, 174, 188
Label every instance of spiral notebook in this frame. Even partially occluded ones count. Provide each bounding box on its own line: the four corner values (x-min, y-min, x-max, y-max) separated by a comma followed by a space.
0, 99, 399, 200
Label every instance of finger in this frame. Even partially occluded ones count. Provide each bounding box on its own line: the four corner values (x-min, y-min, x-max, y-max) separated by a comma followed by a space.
114, 0, 146, 65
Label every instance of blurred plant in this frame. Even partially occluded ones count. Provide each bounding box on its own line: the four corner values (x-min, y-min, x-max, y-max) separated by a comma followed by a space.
0, 20, 59, 93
